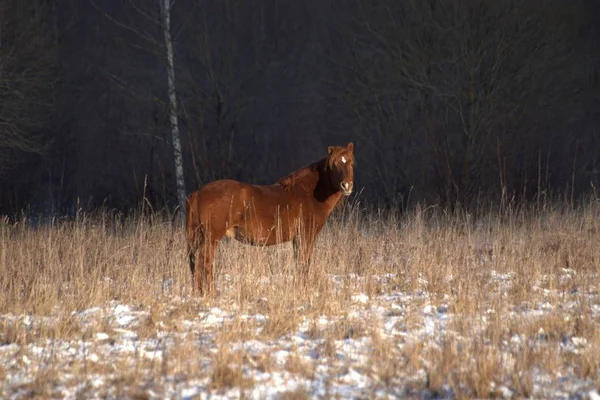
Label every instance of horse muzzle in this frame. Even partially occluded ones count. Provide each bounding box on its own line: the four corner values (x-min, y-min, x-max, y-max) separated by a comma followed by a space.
341, 182, 353, 196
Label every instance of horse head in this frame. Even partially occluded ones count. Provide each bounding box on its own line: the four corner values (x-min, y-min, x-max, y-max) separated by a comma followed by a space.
327, 142, 355, 196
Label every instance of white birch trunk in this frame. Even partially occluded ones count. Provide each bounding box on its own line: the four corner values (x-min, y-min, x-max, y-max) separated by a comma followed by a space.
161, 0, 186, 221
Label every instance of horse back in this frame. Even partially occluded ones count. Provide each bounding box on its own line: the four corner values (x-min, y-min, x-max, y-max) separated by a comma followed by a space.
186, 179, 281, 229
186, 178, 330, 244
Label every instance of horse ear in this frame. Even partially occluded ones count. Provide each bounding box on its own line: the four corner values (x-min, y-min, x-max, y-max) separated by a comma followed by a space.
328, 146, 334, 156
347, 142, 354, 152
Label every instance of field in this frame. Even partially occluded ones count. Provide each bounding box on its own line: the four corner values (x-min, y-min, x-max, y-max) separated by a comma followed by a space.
1, 202, 600, 399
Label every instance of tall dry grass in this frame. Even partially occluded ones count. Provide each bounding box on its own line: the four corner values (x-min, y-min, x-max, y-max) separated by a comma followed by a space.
1, 200, 599, 397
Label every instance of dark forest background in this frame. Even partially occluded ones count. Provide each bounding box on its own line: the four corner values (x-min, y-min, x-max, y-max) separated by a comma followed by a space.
1, 0, 599, 217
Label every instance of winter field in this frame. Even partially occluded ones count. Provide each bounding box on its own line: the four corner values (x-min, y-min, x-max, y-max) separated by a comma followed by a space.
1, 203, 600, 399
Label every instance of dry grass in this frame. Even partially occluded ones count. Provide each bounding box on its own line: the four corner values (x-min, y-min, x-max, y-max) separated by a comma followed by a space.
1, 201, 600, 397
209, 346, 255, 391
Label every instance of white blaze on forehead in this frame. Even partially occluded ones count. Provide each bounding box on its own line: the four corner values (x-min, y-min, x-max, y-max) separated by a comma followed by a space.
341, 156, 347, 164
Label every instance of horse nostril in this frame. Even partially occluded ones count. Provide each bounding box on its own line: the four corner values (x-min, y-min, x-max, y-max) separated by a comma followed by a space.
341, 182, 353, 192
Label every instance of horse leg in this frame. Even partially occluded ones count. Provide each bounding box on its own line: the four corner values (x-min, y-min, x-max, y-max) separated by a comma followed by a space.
188, 246, 196, 287
192, 247, 204, 295
188, 223, 206, 294
204, 240, 218, 294
293, 231, 317, 283
193, 239, 218, 295
292, 235, 300, 262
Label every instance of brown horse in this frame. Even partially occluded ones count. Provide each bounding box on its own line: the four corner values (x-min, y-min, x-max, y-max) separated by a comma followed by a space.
185, 142, 355, 295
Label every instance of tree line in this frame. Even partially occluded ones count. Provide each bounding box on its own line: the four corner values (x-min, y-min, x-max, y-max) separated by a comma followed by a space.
0, 0, 598, 217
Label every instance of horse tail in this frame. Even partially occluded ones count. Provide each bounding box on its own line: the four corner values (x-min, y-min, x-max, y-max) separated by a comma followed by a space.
185, 193, 205, 252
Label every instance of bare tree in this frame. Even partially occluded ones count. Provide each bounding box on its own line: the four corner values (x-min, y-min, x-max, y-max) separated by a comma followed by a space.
175, 0, 263, 186
98, 0, 326, 209
327, 0, 588, 207
97, 0, 187, 215
0, 0, 56, 173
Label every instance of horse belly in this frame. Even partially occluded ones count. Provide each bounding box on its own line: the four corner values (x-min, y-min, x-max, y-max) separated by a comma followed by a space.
229, 216, 295, 246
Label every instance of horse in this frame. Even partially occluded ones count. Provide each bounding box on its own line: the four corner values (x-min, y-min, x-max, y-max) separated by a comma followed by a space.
185, 142, 355, 295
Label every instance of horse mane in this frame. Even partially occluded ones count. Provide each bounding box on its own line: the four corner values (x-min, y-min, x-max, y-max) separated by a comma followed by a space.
277, 159, 325, 192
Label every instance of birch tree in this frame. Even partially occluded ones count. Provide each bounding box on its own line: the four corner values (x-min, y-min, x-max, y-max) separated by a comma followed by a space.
160, 0, 186, 220
98, 0, 187, 217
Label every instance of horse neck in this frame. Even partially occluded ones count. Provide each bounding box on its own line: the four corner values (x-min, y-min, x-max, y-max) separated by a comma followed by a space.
314, 162, 342, 206
288, 159, 342, 209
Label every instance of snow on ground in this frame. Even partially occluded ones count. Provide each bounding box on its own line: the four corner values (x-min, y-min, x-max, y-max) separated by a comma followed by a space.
1, 271, 599, 399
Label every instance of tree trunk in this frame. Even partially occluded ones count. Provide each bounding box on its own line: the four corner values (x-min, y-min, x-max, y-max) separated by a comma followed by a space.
160, 0, 186, 222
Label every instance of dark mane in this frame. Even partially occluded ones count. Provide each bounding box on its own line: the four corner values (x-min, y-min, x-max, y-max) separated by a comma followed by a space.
276, 158, 325, 192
